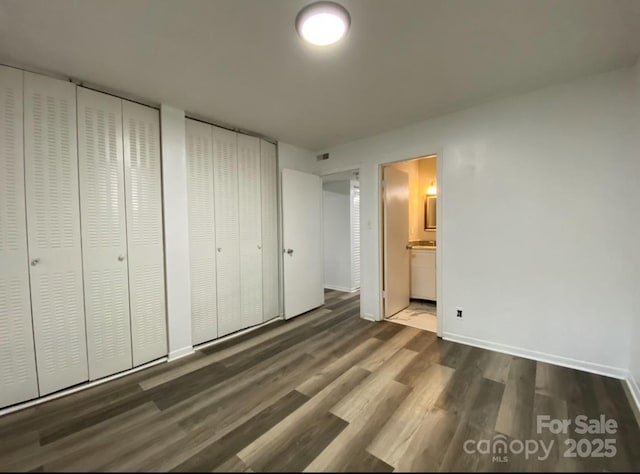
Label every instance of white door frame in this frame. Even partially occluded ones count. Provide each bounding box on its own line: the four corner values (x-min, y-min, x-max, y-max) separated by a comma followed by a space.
379, 151, 444, 337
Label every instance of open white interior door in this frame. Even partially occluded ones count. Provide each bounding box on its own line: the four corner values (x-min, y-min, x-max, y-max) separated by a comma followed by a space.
383, 166, 410, 318
282, 168, 324, 319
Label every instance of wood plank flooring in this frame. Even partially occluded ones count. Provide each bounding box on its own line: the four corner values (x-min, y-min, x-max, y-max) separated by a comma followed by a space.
1, 289, 639, 472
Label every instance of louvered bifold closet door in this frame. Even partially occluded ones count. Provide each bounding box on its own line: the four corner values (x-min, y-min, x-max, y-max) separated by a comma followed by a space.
350, 179, 360, 289
238, 134, 263, 329
77, 88, 132, 380
260, 140, 279, 321
122, 101, 167, 366
212, 126, 241, 337
0, 66, 39, 408
24, 72, 88, 395
186, 119, 218, 344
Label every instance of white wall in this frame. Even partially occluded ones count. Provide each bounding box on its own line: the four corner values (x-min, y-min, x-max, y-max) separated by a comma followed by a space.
629, 57, 640, 399
319, 67, 638, 376
278, 142, 318, 174
323, 181, 352, 291
160, 105, 193, 360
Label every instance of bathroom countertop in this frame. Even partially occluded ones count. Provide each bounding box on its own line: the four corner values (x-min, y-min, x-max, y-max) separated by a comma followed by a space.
410, 240, 436, 250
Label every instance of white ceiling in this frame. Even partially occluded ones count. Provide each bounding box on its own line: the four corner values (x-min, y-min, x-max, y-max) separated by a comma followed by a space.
1, 0, 639, 150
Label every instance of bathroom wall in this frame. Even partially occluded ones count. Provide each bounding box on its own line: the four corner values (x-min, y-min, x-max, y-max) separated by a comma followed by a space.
390, 156, 437, 243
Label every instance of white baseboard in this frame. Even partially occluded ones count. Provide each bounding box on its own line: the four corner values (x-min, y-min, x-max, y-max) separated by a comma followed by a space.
361, 312, 378, 322
443, 332, 628, 380
0, 357, 166, 417
193, 316, 282, 352
626, 376, 640, 422
168, 346, 194, 361
324, 284, 358, 293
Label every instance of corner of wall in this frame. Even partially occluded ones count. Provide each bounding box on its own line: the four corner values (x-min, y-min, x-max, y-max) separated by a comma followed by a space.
629, 55, 640, 414
278, 142, 319, 174
160, 104, 194, 356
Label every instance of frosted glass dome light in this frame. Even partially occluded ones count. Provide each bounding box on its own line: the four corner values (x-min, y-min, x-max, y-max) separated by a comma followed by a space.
296, 2, 351, 46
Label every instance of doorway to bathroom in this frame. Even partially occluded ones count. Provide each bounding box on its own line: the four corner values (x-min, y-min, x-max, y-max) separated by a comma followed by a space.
380, 155, 439, 334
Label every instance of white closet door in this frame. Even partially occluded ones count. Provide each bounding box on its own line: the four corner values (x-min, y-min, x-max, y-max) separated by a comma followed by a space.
0, 66, 39, 408
186, 119, 218, 344
238, 134, 263, 329
77, 88, 132, 380
24, 72, 88, 395
213, 126, 241, 337
122, 101, 167, 366
260, 140, 279, 321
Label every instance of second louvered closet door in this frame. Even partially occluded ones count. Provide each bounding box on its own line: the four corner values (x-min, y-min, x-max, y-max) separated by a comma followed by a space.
24, 72, 89, 395
213, 126, 242, 337
186, 119, 218, 344
0, 66, 39, 408
260, 140, 279, 321
123, 101, 167, 366
238, 134, 263, 329
77, 88, 132, 380
186, 122, 280, 346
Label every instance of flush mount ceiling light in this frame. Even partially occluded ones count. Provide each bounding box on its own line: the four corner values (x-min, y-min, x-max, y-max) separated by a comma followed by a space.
296, 1, 351, 46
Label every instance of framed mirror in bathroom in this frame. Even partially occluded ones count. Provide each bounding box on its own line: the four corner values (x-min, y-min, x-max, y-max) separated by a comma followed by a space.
424, 195, 437, 229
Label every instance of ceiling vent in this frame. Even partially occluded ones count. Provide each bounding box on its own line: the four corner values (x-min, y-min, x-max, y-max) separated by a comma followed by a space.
316, 152, 330, 161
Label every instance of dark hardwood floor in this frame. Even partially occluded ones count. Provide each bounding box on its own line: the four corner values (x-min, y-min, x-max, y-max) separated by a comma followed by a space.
1, 289, 639, 472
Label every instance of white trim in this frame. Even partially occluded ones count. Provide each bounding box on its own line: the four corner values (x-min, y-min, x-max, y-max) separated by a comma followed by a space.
167, 346, 194, 361
443, 332, 628, 379
361, 312, 377, 322
626, 376, 640, 420
193, 316, 282, 352
324, 284, 358, 293
0, 358, 166, 417
435, 150, 444, 338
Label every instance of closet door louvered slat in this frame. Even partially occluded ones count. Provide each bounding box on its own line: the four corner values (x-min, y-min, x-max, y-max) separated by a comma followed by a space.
213, 127, 241, 337
122, 101, 167, 366
24, 72, 88, 395
0, 66, 39, 408
238, 134, 263, 329
77, 88, 132, 380
260, 140, 279, 321
351, 179, 360, 289
186, 119, 218, 344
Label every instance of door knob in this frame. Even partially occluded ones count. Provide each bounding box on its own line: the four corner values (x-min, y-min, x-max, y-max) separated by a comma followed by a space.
286, 248, 294, 256
30, 258, 40, 267
257, 244, 262, 250
118, 255, 126, 262
217, 247, 222, 252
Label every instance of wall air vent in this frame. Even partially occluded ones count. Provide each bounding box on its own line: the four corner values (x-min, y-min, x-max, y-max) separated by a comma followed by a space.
316, 152, 330, 161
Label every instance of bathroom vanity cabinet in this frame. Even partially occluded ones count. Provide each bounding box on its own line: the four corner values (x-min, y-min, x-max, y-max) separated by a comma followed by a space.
410, 248, 436, 300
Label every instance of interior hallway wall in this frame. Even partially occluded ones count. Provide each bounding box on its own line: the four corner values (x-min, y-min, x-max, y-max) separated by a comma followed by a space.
323, 181, 352, 291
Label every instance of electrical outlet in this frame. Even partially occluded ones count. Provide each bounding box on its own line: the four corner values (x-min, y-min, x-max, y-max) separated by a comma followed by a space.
456, 307, 463, 318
